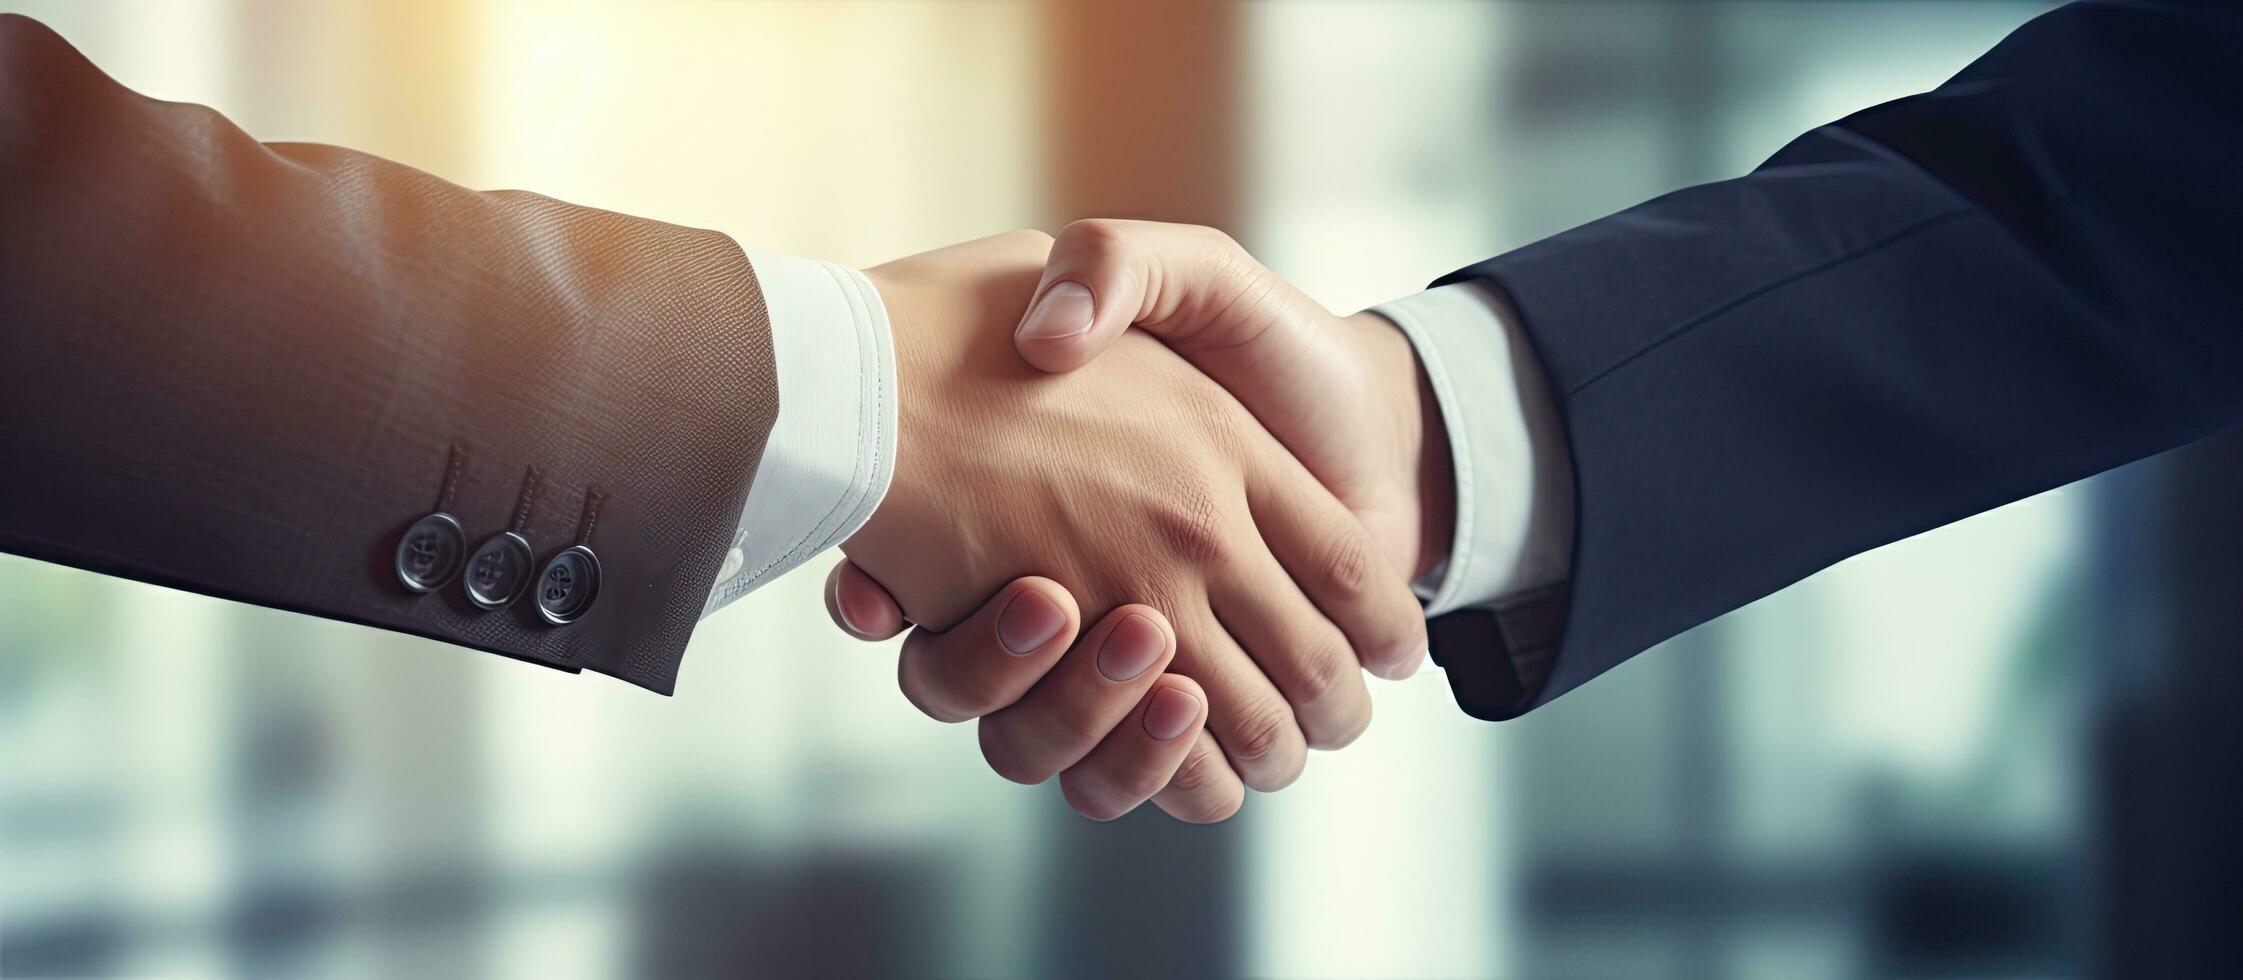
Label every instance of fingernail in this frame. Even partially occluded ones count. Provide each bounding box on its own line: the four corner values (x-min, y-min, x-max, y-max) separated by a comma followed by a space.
1016, 281, 1094, 341
1097, 614, 1167, 682
831, 572, 870, 638
996, 590, 1067, 655
1143, 687, 1202, 742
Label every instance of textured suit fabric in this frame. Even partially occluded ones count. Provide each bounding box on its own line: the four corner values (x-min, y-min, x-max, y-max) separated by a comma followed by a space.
0, 15, 778, 693
1431, 1, 2243, 720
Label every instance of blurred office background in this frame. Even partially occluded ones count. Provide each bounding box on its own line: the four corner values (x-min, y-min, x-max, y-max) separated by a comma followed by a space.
6, 1, 2231, 977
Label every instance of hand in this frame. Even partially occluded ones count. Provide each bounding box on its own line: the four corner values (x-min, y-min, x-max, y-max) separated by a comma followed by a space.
835, 219, 1455, 683
1010, 220, 1456, 600
827, 564, 1212, 821
840, 230, 1427, 821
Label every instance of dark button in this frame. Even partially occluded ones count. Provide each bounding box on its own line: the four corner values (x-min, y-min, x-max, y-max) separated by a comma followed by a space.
463, 531, 534, 609
394, 512, 465, 593
534, 545, 601, 625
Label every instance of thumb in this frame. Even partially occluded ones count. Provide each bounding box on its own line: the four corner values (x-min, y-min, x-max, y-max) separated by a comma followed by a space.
1012, 219, 1320, 376
1012, 220, 1376, 511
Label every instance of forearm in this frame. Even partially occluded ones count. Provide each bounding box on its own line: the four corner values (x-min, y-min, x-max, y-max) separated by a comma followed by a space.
1437, 0, 2243, 717
0, 14, 777, 691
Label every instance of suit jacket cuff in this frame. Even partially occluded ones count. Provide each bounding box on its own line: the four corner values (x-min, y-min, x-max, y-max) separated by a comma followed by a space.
704, 252, 898, 615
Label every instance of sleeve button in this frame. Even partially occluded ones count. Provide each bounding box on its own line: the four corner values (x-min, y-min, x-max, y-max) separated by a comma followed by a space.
394, 513, 465, 593
534, 545, 601, 625
463, 531, 535, 609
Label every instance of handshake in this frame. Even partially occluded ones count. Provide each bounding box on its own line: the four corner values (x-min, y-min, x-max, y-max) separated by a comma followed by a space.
824, 222, 1457, 825
10, 1, 2181, 836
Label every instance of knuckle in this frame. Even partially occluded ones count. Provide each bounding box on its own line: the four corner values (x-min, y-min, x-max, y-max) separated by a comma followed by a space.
1165, 769, 1245, 824
1224, 697, 1300, 768
1287, 640, 1355, 711
1315, 528, 1374, 601
1166, 741, 1226, 795
1151, 475, 1229, 565
1059, 217, 1131, 253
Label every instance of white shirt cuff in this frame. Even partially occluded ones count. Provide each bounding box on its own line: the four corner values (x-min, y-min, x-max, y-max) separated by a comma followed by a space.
1371, 282, 1574, 617
703, 252, 899, 617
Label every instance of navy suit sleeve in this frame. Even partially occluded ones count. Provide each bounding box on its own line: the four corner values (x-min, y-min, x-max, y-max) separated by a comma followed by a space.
1430, 1, 2243, 720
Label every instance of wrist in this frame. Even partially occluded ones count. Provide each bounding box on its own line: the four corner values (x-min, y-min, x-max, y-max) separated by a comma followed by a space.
1407, 342, 1458, 585
844, 246, 1041, 626
1347, 311, 1455, 583
839, 265, 970, 624
846, 268, 919, 554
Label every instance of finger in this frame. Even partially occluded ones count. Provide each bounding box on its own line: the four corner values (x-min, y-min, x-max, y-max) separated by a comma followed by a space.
1209, 536, 1374, 750
826, 559, 907, 641
1151, 728, 1247, 824
1246, 445, 1429, 679
979, 605, 1176, 785
1018, 221, 1412, 572
1014, 219, 1316, 375
896, 577, 1079, 723
1171, 602, 1309, 793
1059, 674, 1208, 821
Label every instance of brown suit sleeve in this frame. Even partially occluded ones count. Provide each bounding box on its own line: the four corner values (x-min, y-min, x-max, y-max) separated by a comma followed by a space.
0, 15, 778, 693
